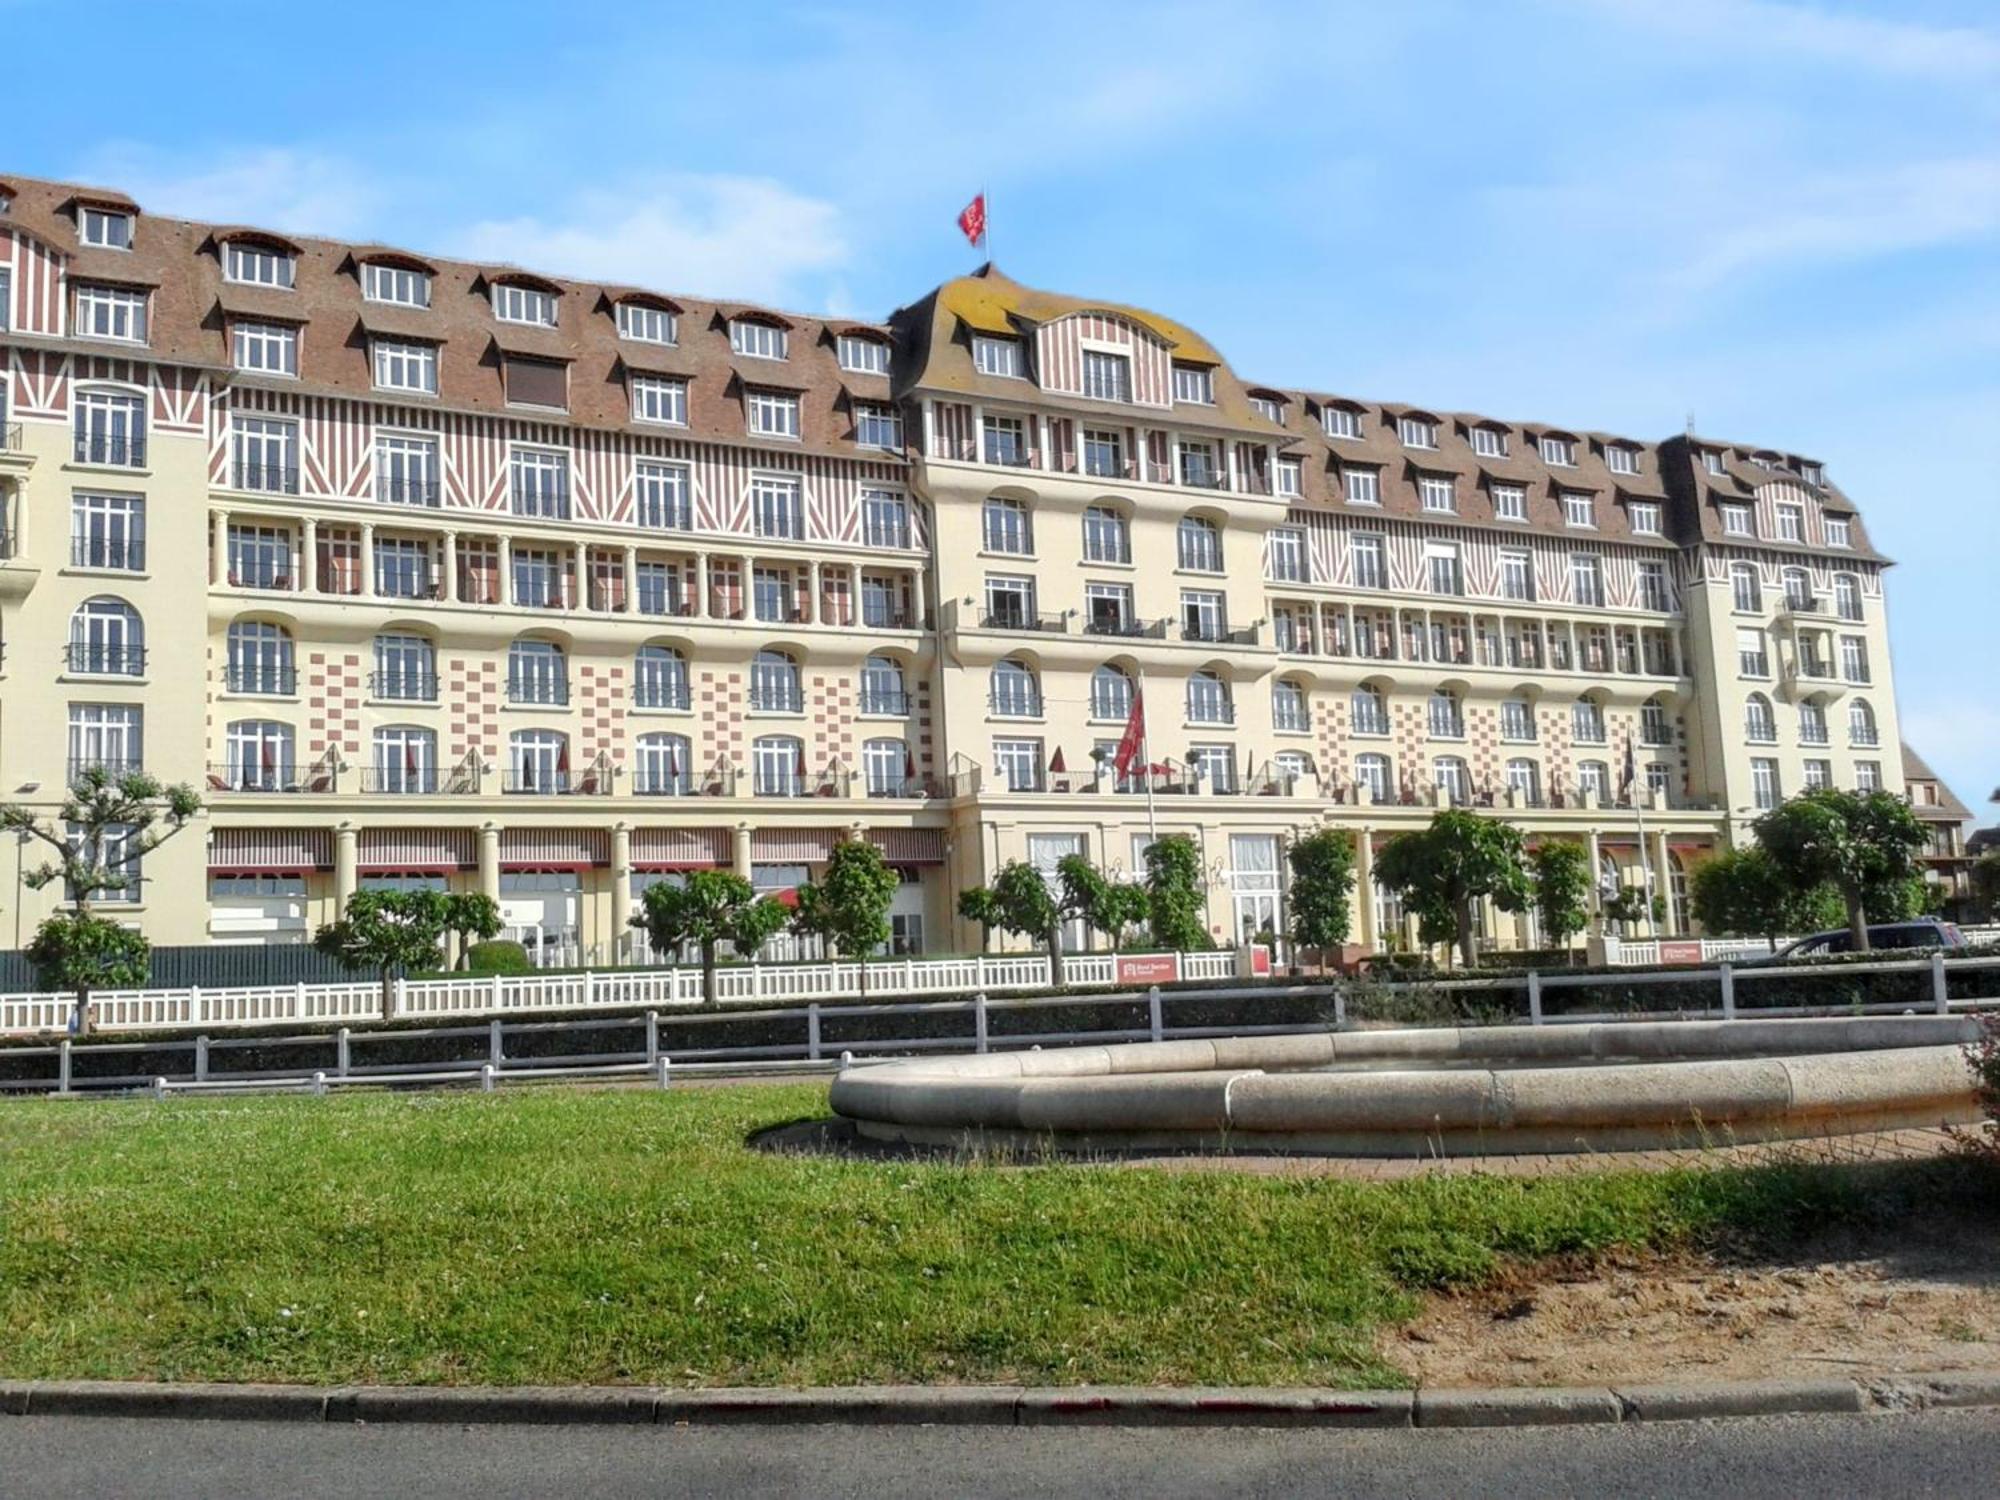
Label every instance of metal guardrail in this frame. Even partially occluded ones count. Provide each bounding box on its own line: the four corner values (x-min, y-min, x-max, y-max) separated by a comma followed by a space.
6, 956, 1999, 1098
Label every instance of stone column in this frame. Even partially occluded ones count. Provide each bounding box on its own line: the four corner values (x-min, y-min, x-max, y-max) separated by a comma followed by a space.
850, 562, 863, 627
574, 541, 589, 610
611, 822, 633, 959
1650, 827, 1673, 932
210, 510, 227, 585
732, 821, 753, 878
621, 544, 638, 613
694, 551, 710, 617
498, 536, 514, 607
805, 561, 820, 626
334, 824, 358, 912
1587, 826, 1604, 914
478, 823, 501, 901
360, 521, 377, 599
1355, 827, 1377, 951
442, 531, 458, 603
301, 517, 318, 592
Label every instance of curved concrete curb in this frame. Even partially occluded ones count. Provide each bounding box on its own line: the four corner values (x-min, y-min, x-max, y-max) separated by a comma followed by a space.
2, 1371, 1996, 1428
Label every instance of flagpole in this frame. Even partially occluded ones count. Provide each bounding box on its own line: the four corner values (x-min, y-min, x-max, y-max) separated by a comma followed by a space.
982, 182, 991, 267
1137, 668, 1158, 845
1629, 748, 1658, 941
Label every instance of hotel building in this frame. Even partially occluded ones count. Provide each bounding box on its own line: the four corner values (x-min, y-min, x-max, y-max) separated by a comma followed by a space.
0, 175, 1908, 958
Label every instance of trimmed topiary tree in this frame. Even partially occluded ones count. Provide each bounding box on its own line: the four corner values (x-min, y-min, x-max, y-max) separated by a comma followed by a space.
792, 838, 902, 996
442, 891, 504, 970
1753, 788, 1927, 952
633, 869, 791, 1006
463, 939, 532, 975
1529, 839, 1593, 962
1372, 810, 1530, 968
1143, 834, 1209, 952
314, 888, 450, 1020
1286, 828, 1356, 974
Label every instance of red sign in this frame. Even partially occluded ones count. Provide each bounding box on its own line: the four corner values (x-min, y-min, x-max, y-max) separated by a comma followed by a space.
1117, 953, 1179, 986
1249, 945, 1273, 976
1658, 939, 1704, 965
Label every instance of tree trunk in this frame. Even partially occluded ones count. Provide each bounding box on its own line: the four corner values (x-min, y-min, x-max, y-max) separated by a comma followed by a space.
379, 966, 394, 1022
701, 940, 718, 1007
856, 952, 868, 1000
1455, 898, 1477, 970
72, 984, 93, 1037
1845, 891, 1870, 953
1049, 925, 1066, 988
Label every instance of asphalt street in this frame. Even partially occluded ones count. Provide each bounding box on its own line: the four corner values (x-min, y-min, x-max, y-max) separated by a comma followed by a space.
3, 1408, 1998, 1499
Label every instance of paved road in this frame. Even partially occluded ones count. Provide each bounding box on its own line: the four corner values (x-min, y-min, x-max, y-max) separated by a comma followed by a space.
3, 1409, 1998, 1499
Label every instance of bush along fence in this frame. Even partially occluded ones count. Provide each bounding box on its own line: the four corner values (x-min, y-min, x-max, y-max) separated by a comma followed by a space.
4, 952, 2000, 1097
0, 947, 1262, 1039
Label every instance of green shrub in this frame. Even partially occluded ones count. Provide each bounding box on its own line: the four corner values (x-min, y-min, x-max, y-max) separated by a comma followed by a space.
463, 940, 531, 975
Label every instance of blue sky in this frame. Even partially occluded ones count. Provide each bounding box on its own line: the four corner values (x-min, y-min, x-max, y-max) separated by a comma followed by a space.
5, 0, 1994, 813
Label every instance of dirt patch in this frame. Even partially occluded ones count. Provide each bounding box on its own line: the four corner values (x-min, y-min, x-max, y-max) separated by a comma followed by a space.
1393, 1218, 2000, 1387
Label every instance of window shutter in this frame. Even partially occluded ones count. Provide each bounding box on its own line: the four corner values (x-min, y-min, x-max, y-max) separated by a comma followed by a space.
504, 356, 568, 409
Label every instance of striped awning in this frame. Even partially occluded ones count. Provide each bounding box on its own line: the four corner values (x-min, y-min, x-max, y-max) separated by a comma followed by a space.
631, 826, 728, 868
500, 827, 610, 869
866, 827, 945, 865
751, 827, 839, 862
208, 827, 332, 872
358, 827, 474, 870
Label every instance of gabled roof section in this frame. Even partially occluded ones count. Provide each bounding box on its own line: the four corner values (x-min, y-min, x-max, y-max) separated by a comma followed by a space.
934, 265, 1222, 364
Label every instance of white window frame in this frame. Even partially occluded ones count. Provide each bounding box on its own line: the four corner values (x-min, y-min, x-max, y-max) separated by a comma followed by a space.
1321, 406, 1361, 440
617, 302, 677, 345
1081, 349, 1132, 403
1562, 491, 1596, 528
1628, 500, 1661, 534
372, 339, 438, 395
363, 262, 431, 308
1540, 434, 1575, 466
224, 242, 295, 289
746, 388, 801, 439
630, 374, 688, 426
1344, 469, 1381, 505
1172, 364, 1214, 404
1492, 483, 1527, 522
1418, 475, 1455, 513
1398, 415, 1437, 449
855, 402, 903, 449
1471, 426, 1507, 458
837, 333, 890, 374
635, 461, 691, 531
972, 336, 1025, 378
1721, 504, 1752, 536
80, 206, 133, 249
751, 474, 805, 540
73, 283, 148, 343
233, 321, 298, 377
730, 319, 788, 360
493, 282, 558, 327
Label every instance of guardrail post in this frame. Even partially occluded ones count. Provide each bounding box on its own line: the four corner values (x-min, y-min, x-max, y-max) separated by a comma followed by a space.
336, 1027, 351, 1078
976, 955, 989, 992
645, 1011, 659, 1067
194, 1034, 210, 1083
1148, 985, 1164, 1044
392, 976, 408, 1019
1932, 951, 1949, 1014
1331, 983, 1346, 1030
57, 1039, 72, 1096
807, 1002, 822, 1062
480, 1063, 497, 1093
187, 985, 203, 1026
294, 981, 308, 1019
974, 991, 989, 1054
585, 970, 597, 1009
491, 974, 503, 1011
656, 1056, 672, 1090
839, 1050, 853, 1073
153, 1076, 169, 1100
1719, 963, 1736, 1021
1526, 971, 1543, 1026
489, 1017, 504, 1067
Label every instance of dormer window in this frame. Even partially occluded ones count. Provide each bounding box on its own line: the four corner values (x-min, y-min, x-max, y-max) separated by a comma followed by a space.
972, 335, 1025, 378
837, 333, 890, 374
234, 321, 299, 377
730, 318, 787, 360
1081, 350, 1132, 403
1540, 434, 1575, 466
1172, 364, 1214, 404
1321, 405, 1361, 440
1628, 500, 1662, 534
1721, 503, 1752, 536
1606, 444, 1639, 475
1418, 475, 1455, 513
1249, 395, 1284, 425
73, 283, 148, 344
1800, 462, 1824, 487
1704, 448, 1727, 475
1562, 491, 1596, 528
617, 301, 678, 345
364, 262, 431, 308
1398, 415, 1437, 449
225, 242, 296, 289
80, 206, 133, 250
494, 282, 558, 327
1825, 515, 1851, 549
1471, 425, 1507, 458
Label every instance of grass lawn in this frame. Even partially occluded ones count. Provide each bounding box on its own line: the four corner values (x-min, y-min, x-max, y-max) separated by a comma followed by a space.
0, 1084, 1960, 1389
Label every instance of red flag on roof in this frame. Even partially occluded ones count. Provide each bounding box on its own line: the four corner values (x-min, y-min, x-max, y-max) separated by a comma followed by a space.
956, 193, 986, 248
1112, 692, 1145, 781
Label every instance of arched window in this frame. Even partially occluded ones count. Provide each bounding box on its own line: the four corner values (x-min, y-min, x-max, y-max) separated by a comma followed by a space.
1187, 670, 1232, 724
1798, 700, 1829, 745
753, 735, 805, 796
226, 619, 294, 695
372, 725, 437, 794
860, 655, 908, 716
1731, 562, 1762, 613
1433, 756, 1470, 805
1505, 757, 1541, 802
1500, 696, 1536, 742
982, 496, 1032, 555
634, 732, 692, 795
507, 729, 570, 794
634, 644, 689, 710
223, 719, 294, 791
990, 658, 1040, 717
1090, 663, 1134, 721
1848, 698, 1878, 747
750, 649, 801, 712
863, 737, 913, 796
1351, 685, 1389, 736
1640, 696, 1672, 746
1272, 679, 1309, 732
69, 596, 144, 675
1576, 759, 1611, 800
1744, 692, 1776, 742
1571, 695, 1606, 744
1782, 566, 1812, 609
1177, 515, 1223, 572
1354, 752, 1392, 801
1427, 689, 1463, 739
73, 385, 147, 467
1274, 750, 1313, 787
1834, 573, 1863, 622
373, 633, 436, 702
507, 639, 568, 705
1082, 505, 1130, 564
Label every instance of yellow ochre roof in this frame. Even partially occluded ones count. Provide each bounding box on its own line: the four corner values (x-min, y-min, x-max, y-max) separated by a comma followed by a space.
936, 267, 1224, 365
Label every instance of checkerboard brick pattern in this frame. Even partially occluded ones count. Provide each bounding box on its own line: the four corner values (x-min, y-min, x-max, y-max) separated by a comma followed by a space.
306, 652, 362, 759
446, 658, 500, 762
580, 664, 627, 765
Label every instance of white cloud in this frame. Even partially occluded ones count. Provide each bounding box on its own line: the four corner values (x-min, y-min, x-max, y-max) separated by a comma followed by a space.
1577, 0, 2000, 79
68, 145, 385, 240
450, 176, 847, 306
1894, 703, 2000, 815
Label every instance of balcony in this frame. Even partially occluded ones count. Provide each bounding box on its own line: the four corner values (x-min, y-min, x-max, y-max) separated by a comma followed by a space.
206, 763, 301, 794
513, 580, 577, 611
748, 687, 803, 713
1187, 703, 1236, 726
66, 643, 146, 677
510, 484, 572, 519
989, 691, 1045, 718
860, 607, 918, 631
378, 477, 441, 507
225, 663, 297, 695
235, 463, 301, 496
67, 757, 144, 782
74, 433, 147, 468
979, 609, 1068, 634
376, 573, 442, 602
859, 689, 911, 716
360, 767, 446, 794
370, 670, 439, 702
1, 423, 19, 452
228, 563, 296, 591
1181, 621, 1259, 647
70, 536, 146, 571
506, 679, 571, 707
634, 684, 693, 711
1084, 615, 1167, 640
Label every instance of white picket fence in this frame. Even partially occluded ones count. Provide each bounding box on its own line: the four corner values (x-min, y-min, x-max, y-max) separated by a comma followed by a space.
0, 948, 1249, 1039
